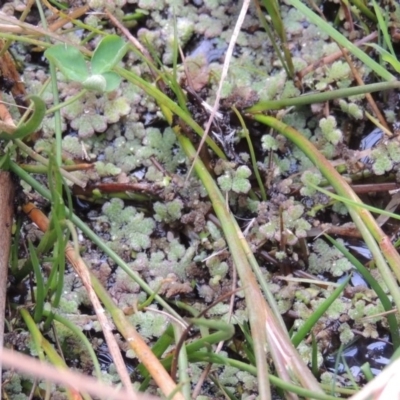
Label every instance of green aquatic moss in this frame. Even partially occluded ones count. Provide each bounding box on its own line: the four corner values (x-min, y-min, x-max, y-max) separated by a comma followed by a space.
94, 161, 121, 176
339, 322, 354, 344
371, 148, 393, 175
308, 239, 353, 277
154, 199, 184, 223
217, 165, 251, 194
261, 134, 279, 151
102, 198, 155, 252
319, 116, 343, 145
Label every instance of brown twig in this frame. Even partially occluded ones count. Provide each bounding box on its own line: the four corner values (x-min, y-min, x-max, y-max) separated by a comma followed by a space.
22, 203, 137, 397
340, 42, 389, 131
0, 348, 158, 400
185, 0, 251, 180
0, 39, 27, 113
0, 172, 14, 393
297, 32, 378, 80
22, 203, 185, 400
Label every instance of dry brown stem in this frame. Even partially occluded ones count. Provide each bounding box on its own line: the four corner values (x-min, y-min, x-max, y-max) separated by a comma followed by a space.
0, 172, 14, 392
0, 348, 159, 400
22, 203, 184, 400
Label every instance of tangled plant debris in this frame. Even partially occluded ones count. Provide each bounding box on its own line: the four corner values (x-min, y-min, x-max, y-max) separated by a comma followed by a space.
2, 0, 400, 399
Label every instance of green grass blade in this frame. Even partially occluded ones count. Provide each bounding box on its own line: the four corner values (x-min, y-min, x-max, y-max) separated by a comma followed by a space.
44, 159, 67, 330
42, 310, 102, 381
349, 0, 377, 21
238, 321, 256, 365
261, 0, 295, 79
255, 1, 291, 78
0, 96, 46, 140
138, 324, 175, 383
247, 81, 400, 113
306, 181, 400, 222
189, 352, 339, 400
372, 0, 395, 56
288, 0, 396, 81
29, 241, 45, 323
360, 362, 374, 382
311, 332, 319, 377
210, 376, 239, 400
232, 106, 266, 201
324, 234, 400, 349
331, 343, 344, 396
20, 309, 46, 359
291, 276, 350, 348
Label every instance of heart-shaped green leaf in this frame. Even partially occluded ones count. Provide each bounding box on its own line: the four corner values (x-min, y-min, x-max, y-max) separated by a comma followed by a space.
44, 44, 89, 83
91, 35, 128, 75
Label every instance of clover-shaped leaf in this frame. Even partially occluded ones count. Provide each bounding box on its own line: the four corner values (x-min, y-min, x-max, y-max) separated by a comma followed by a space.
44, 35, 127, 93
91, 35, 128, 75
44, 45, 89, 83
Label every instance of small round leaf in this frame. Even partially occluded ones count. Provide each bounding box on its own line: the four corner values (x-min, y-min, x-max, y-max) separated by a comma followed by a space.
83, 74, 107, 92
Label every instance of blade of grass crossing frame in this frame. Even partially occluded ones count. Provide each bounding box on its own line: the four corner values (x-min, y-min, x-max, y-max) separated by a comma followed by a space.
291, 276, 350, 348
254, 1, 290, 78
349, 0, 377, 21
29, 241, 45, 323
324, 234, 400, 349
239, 321, 256, 366
306, 181, 400, 222
138, 324, 175, 385
288, 0, 396, 81
260, 0, 295, 79
189, 352, 340, 400
341, 356, 360, 390
372, 0, 395, 56
331, 343, 344, 397
210, 376, 239, 400
162, 17, 189, 113
232, 105, 266, 201
311, 332, 319, 378
42, 310, 102, 381
360, 362, 374, 382
43, 158, 67, 330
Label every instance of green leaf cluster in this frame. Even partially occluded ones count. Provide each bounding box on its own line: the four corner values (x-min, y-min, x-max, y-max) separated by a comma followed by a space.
154, 199, 184, 223
308, 239, 353, 277
101, 198, 155, 252
217, 165, 252, 194
44, 35, 128, 92
319, 116, 342, 145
